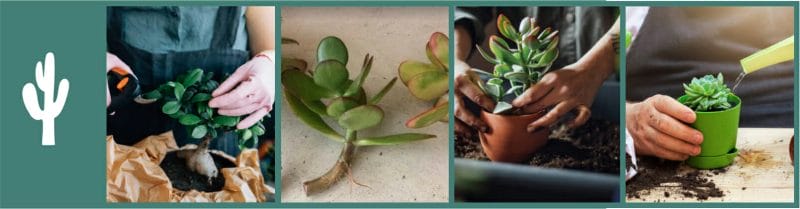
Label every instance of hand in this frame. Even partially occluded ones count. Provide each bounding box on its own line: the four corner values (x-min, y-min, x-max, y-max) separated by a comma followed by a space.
209, 54, 275, 129
454, 59, 495, 139
626, 95, 703, 160
106, 53, 134, 108
511, 62, 605, 132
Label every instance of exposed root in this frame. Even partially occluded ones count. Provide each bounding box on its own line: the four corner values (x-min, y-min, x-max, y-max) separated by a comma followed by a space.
346, 162, 371, 190
303, 141, 357, 196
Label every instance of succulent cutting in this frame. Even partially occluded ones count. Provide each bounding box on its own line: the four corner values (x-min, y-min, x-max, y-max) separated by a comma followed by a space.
476, 14, 560, 114
397, 32, 449, 128
140, 68, 267, 182
282, 36, 436, 196
680, 73, 735, 112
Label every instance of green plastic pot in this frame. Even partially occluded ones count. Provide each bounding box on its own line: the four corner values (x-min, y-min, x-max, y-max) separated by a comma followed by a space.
678, 94, 741, 169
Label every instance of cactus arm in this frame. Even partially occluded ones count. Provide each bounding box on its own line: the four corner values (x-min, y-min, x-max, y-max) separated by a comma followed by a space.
51, 79, 70, 115
21, 83, 44, 120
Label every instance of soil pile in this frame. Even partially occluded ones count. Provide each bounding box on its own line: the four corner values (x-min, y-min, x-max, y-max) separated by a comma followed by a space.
160, 151, 236, 192
626, 157, 725, 201
456, 119, 620, 175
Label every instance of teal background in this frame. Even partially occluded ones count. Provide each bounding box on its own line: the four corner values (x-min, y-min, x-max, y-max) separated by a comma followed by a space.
0, 1, 107, 208
0, 0, 797, 208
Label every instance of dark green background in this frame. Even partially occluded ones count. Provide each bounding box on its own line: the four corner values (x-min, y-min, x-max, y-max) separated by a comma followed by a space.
0, 1, 797, 208
0, 2, 106, 207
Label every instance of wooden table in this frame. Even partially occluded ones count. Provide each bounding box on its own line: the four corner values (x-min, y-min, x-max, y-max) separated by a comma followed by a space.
627, 128, 795, 202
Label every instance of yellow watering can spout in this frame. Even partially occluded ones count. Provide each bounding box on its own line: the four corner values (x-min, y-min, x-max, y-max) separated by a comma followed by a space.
740, 36, 794, 74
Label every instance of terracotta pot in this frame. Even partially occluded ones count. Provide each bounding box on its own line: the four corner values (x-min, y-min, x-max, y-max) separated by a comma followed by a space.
479, 110, 549, 163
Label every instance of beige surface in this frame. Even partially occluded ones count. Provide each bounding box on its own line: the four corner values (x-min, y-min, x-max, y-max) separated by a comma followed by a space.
627, 128, 795, 202
280, 7, 449, 202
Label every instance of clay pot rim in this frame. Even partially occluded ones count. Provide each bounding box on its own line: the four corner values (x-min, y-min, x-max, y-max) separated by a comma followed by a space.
480, 108, 547, 119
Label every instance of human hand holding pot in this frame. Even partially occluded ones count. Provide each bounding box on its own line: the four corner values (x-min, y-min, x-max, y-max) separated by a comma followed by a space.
209, 54, 275, 129
626, 95, 703, 161
511, 62, 603, 132
454, 64, 495, 139
106, 53, 134, 108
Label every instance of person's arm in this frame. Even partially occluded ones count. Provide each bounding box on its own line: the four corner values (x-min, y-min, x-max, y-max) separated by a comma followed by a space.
626, 96, 703, 160
454, 22, 494, 138
208, 6, 276, 129
246, 6, 275, 57
511, 18, 619, 131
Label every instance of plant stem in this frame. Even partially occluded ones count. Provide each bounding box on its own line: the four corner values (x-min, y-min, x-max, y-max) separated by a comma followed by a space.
303, 129, 358, 196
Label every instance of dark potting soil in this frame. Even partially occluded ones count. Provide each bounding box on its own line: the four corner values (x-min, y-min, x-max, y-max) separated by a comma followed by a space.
160, 151, 237, 192
626, 157, 725, 201
455, 119, 620, 175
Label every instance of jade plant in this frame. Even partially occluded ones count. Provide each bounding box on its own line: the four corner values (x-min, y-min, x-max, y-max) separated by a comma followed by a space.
397, 32, 449, 128
282, 36, 436, 196
680, 73, 734, 112
476, 14, 560, 114
140, 68, 267, 182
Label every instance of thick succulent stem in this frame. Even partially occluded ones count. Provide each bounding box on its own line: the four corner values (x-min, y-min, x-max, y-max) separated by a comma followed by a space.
303, 130, 358, 196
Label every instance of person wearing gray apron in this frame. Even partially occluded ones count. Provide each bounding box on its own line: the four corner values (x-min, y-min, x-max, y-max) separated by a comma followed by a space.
106, 6, 275, 156
626, 7, 793, 160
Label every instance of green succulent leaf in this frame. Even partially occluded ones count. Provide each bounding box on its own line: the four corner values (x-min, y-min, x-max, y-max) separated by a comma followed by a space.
191, 125, 207, 139
426, 32, 450, 70
344, 55, 374, 97
337, 105, 384, 131
327, 97, 359, 118
405, 102, 448, 128
303, 99, 329, 117
398, 60, 440, 84
369, 77, 397, 105
355, 133, 436, 146
406, 70, 448, 101
241, 129, 253, 141
496, 14, 519, 40
493, 101, 514, 114
475, 45, 499, 65
214, 115, 239, 127
190, 93, 212, 103
317, 36, 349, 64
484, 78, 504, 101
284, 89, 344, 142
162, 101, 180, 115
183, 68, 203, 87
173, 83, 185, 101
313, 60, 349, 91
282, 69, 338, 101
251, 123, 266, 136
178, 114, 202, 126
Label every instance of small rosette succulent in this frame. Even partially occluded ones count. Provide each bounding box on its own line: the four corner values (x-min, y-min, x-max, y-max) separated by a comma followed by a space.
681, 73, 734, 112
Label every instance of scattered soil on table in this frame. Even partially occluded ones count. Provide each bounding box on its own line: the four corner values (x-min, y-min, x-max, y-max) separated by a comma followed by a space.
626, 157, 724, 201
160, 151, 236, 192
455, 119, 620, 175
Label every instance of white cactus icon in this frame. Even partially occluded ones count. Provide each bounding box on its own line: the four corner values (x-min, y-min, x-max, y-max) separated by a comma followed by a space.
22, 52, 70, 146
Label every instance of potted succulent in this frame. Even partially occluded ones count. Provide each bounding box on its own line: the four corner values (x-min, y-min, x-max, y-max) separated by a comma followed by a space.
677, 73, 741, 169
140, 68, 267, 190
282, 36, 436, 196
398, 32, 449, 128
473, 14, 560, 163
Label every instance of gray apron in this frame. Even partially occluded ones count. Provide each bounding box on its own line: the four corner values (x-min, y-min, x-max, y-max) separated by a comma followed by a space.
107, 6, 252, 154
626, 7, 794, 127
